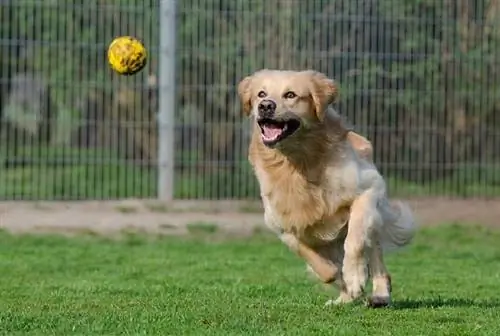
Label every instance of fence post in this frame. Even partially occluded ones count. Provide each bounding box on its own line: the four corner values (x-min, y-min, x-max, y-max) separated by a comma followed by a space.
157, 0, 176, 201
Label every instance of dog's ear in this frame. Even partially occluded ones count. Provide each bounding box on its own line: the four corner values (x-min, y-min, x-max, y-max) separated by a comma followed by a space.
306, 71, 338, 121
237, 75, 254, 116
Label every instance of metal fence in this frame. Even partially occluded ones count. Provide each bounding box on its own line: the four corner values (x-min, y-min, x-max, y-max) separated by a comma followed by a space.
1, 0, 500, 201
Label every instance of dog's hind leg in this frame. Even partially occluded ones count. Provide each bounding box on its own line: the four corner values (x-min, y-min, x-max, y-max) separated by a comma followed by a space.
366, 237, 392, 308
347, 131, 373, 162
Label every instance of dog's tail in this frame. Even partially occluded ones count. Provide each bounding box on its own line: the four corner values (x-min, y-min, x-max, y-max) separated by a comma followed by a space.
379, 200, 416, 253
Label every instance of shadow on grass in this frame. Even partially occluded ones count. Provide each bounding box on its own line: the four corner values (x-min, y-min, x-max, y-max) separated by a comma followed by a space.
393, 297, 500, 309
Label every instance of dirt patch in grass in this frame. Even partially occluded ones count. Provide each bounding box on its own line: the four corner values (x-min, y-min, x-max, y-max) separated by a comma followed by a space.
1, 197, 499, 238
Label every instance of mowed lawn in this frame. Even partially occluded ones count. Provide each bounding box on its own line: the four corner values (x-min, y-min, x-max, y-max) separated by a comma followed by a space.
0, 224, 499, 335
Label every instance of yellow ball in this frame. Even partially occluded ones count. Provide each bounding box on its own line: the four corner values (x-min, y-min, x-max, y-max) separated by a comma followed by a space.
107, 36, 147, 76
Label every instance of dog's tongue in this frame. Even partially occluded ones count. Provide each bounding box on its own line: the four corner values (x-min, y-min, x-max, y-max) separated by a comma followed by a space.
262, 124, 283, 139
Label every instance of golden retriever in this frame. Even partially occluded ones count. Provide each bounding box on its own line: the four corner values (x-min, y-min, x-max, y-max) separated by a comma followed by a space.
237, 69, 416, 307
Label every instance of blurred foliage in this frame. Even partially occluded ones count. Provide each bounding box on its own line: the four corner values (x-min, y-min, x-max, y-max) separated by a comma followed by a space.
0, 0, 500, 199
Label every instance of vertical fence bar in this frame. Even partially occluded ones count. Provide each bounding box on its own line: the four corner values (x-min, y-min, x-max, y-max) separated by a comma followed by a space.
157, 0, 176, 201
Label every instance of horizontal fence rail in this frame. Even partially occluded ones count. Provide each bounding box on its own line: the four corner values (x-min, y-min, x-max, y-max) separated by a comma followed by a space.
0, 0, 499, 201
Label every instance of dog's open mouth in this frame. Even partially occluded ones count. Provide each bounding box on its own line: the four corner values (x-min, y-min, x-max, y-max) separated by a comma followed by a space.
257, 118, 301, 147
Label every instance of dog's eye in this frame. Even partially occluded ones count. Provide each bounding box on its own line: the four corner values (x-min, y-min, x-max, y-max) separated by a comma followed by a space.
257, 91, 267, 98
283, 91, 297, 99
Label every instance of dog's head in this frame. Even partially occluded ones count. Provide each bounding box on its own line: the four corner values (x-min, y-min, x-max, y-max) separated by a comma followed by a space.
237, 69, 338, 148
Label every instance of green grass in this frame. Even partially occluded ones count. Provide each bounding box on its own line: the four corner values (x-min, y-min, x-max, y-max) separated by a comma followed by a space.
0, 224, 499, 335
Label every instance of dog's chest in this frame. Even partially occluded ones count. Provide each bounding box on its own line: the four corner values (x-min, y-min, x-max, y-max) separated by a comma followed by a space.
261, 183, 351, 244
252, 152, 358, 243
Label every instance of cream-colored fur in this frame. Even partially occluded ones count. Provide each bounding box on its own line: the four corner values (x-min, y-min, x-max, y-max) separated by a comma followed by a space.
237, 69, 416, 307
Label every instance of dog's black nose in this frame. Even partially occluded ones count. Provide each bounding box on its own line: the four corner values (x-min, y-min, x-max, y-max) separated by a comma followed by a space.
258, 99, 276, 115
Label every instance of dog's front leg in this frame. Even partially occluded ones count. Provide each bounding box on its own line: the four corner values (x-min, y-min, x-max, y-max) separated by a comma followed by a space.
367, 236, 392, 307
280, 233, 338, 283
341, 189, 382, 302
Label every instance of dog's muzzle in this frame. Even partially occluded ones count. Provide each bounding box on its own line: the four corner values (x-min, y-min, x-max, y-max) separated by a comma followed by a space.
257, 117, 301, 147
255, 99, 301, 147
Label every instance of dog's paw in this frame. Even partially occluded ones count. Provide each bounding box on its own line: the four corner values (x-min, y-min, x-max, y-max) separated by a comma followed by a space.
366, 295, 391, 308
324, 293, 356, 307
342, 262, 367, 300
368, 275, 392, 308
324, 299, 336, 307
